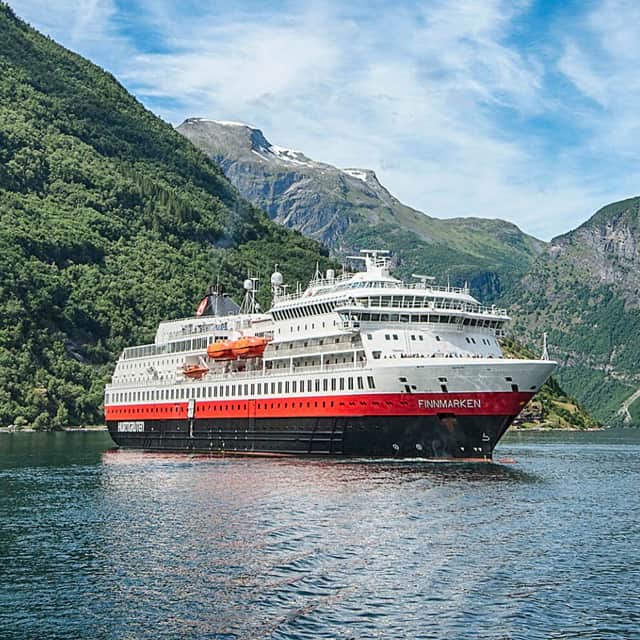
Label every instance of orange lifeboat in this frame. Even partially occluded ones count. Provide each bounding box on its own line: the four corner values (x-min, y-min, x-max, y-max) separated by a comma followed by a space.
230, 336, 270, 359
207, 341, 235, 360
182, 364, 209, 379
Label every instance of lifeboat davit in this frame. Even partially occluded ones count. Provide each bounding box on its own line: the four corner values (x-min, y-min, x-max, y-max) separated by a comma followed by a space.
182, 364, 209, 379
207, 341, 235, 360
230, 336, 270, 359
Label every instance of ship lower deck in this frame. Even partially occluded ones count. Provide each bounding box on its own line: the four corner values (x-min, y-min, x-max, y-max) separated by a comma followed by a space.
107, 413, 517, 459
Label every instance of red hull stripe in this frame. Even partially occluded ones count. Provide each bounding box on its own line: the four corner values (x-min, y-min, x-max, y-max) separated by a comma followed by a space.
104, 391, 534, 421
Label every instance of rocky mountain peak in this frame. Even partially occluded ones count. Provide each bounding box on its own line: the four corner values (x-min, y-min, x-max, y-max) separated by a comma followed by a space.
178, 118, 319, 169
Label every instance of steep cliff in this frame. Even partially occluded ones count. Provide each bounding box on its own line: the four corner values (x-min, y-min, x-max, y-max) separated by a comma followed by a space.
509, 197, 640, 424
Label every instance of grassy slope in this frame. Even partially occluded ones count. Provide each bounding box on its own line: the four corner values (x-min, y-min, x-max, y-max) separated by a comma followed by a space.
500, 338, 600, 430
0, 4, 332, 428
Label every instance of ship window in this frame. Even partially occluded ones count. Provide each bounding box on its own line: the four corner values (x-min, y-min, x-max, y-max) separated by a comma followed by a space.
278, 382, 282, 394
213, 386, 218, 398
385, 334, 390, 340
231, 384, 236, 396
331, 378, 337, 391
271, 382, 275, 394
307, 379, 312, 392
348, 378, 354, 390
435, 336, 441, 342
323, 378, 328, 391
419, 335, 424, 341
251, 384, 255, 395
357, 377, 364, 390
315, 379, 320, 392
471, 338, 476, 344
411, 335, 416, 341
285, 381, 290, 393
339, 378, 345, 391
292, 381, 297, 393
367, 376, 375, 389
393, 334, 398, 340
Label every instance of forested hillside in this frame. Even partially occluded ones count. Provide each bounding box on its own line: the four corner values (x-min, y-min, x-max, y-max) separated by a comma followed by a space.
0, 3, 331, 428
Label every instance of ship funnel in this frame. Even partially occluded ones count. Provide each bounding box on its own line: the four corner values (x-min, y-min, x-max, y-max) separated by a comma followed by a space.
326, 268, 335, 281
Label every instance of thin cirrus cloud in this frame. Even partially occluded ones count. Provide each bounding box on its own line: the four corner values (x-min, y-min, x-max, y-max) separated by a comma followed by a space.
8, 0, 640, 240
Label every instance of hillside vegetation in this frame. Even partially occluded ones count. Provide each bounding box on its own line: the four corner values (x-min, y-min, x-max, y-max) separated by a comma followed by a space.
0, 4, 331, 428
507, 197, 640, 425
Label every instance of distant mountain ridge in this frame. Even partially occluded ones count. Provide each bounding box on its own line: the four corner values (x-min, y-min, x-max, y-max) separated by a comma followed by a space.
178, 118, 546, 300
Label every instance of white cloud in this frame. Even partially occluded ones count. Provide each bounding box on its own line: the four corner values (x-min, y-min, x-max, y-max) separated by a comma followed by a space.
8, 0, 640, 240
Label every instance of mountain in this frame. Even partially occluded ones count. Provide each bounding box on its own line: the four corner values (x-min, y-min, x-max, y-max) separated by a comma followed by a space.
508, 197, 640, 425
177, 118, 545, 300
0, 4, 332, 428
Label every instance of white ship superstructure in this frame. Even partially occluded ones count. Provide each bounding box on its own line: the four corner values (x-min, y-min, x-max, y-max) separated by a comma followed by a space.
105, 251, 555, 459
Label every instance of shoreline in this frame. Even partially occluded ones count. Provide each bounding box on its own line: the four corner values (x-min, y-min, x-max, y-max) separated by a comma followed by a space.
0, 425, 108, 433
0, 424, 610, 434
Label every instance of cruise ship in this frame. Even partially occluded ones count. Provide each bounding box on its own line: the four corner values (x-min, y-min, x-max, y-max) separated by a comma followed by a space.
104, 250, 556, 459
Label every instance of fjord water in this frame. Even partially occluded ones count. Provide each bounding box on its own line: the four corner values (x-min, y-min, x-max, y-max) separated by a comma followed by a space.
1, 431, 639, 640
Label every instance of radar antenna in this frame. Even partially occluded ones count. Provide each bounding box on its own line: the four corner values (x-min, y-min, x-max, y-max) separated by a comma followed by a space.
239, 275, 260, 314
412, 273, 436, 288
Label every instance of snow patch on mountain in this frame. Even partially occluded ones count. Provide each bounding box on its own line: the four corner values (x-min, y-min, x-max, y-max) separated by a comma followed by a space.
211, 119, 253, 128
269, 144, 313, 166
343, 169, 369, 183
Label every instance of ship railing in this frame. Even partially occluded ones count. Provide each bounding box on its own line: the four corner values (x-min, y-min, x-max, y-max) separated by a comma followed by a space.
268, 343, 361, 359
405, 283, 469, 294
351, 300, 509, 315
107, 360, 371, 390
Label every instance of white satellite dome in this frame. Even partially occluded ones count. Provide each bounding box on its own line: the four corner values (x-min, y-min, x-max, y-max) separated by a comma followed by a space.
271, 271, 283, 286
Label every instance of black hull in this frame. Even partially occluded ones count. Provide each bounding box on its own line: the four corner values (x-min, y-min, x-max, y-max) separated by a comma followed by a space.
107, 414, 516, 460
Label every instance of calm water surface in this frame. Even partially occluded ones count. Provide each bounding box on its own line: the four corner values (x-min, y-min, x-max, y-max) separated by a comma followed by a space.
1, 430, 639, 639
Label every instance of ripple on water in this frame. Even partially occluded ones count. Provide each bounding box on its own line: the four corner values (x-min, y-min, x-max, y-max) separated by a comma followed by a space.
1, 431, 640, 639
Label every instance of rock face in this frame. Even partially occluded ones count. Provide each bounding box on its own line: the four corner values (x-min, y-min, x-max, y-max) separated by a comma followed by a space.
178, 118, 545, 300
508, 197, 640, 424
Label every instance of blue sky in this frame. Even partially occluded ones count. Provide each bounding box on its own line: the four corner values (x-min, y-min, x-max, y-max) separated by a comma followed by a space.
9, 0, 640, 240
